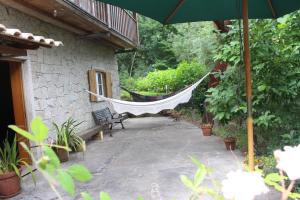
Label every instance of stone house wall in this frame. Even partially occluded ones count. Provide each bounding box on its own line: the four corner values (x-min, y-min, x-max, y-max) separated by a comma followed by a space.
0, 4, 120, 138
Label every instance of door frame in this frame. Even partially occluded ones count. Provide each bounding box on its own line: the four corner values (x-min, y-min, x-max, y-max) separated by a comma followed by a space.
9, 61, 32, 163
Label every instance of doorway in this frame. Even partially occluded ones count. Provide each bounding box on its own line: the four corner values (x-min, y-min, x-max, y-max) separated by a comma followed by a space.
0, 61, 31, 163
0, 62, 15, 147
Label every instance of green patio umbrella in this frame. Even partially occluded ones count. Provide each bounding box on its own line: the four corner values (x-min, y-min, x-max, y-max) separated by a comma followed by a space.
97, 0, 300, 171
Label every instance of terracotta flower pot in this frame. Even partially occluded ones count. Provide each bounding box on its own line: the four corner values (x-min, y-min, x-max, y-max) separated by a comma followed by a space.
224, 137, 236, 151
0, 171, 21, 198
201, 124, 213, 136
55, 148, 69, 163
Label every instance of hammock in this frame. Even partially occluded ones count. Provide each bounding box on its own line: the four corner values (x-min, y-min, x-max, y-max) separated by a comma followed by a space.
120, 87, 185, 102
87, 72, 210, 116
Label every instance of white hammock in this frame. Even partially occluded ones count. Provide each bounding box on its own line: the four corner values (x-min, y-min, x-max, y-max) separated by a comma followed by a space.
87, 72, 210, 115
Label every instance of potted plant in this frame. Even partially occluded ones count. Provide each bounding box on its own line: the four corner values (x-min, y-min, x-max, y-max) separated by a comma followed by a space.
201, 123, 213, 136
53, 129, 69, 162
201, 110, 213, 136
53, 118, 84, 162
0, 137, 22, 198
221, 131, 237, 151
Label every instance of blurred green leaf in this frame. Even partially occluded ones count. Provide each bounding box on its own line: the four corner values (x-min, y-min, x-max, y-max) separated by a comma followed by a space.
8, 125, 36, 141
100, 192, 112, 200
81, 192, 93, 200
31, 117, 49, 142
180, 175, 196, 191
67, 164, 92, 182
265, 173, 284, 183
43, 146, 60, 169
194, 168, 206, 187
56, 169, 75, 196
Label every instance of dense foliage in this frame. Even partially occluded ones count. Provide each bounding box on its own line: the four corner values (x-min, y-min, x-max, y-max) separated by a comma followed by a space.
135, 61, 207, 92
206, 11, 300, 154
172, 22, 219, 66
131, 61, 208, 108
118, 17, 217, 77
117, 16, 178, 77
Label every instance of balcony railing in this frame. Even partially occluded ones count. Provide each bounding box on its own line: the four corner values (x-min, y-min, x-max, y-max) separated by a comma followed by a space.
68, 0, 139, 45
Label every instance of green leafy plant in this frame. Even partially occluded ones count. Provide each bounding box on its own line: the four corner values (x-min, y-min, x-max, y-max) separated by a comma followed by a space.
0, 137, 21, 175
280, 130, 300, 147
135, 61, 207, 93
177, 107, 203, 122
214, 125, 237, 140
264, 173, 300, 199
9, 117, 92, 199
53, 118, 84, 151
181, 157, 224, 200
258, 156, 277, 174
207, 11, 300, 154
117, 15, 179, 77
120, 90, 132, 101
132, 60, 208, 109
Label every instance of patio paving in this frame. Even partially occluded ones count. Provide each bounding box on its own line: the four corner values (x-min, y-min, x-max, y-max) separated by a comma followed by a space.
13, 117, 277, 200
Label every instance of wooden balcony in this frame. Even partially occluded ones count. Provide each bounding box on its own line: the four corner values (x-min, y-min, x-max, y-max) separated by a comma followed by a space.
0, 0, 139, 49
68, 0, 139, 45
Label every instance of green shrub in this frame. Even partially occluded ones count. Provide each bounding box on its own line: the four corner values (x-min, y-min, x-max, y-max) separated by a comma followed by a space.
120, 90, 132, 101
258, 155, 277, 174
0, 137, 21, 175
135, 68, 177, 92
214, 124, 247, 151
138, 91, 166, 96
236, 130, 248, 152
207, 12, 300, 153
132, 60, 208, 109
120, 73, 137, 90
53, 118, 84, 151
177, 107, 202, 122
135, 61, 207, 93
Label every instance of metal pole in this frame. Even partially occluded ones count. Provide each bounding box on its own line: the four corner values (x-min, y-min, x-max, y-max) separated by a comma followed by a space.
242, 0, 255, 171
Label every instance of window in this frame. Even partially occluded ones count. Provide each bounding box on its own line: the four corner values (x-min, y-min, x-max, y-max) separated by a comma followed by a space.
96, 72, 105, 96
88, 69, 112, 102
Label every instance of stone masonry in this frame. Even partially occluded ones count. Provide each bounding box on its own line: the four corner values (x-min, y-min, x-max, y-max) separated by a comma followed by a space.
0, 4, 120, 138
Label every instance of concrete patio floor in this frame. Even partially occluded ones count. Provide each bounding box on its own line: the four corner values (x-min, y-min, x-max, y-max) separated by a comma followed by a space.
13, 117, 275, 200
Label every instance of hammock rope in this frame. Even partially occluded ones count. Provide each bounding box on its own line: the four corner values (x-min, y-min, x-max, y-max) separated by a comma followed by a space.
86, 72, 210, 115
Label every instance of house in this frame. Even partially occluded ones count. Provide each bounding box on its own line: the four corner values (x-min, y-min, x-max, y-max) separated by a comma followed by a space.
0, 0, 139, 161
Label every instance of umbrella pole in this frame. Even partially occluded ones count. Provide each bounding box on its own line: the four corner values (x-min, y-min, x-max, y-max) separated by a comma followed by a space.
242, 0, 255, 171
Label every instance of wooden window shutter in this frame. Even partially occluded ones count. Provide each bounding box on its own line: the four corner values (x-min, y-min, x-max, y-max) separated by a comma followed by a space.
88, 69, 98, 102
105, 72, 113, 98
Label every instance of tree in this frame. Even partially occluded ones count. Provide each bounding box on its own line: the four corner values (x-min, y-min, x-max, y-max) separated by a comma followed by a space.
172, 22, 219, 67
206, 11, 300, 152
117, 16, 179, 77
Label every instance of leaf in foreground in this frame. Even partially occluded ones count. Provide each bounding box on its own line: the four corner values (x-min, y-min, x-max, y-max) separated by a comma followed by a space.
43, 146, 60, 169
100, 192, 112, 200
67, 164, 92, 182
180, 175, 195, 191
31, 117, 49, 142
81, 192, 93, 200
8, 125, 36, 141
57, 169, 75, 196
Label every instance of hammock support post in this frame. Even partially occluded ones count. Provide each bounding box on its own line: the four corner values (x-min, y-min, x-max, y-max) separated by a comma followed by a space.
242, 0, 255, 171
